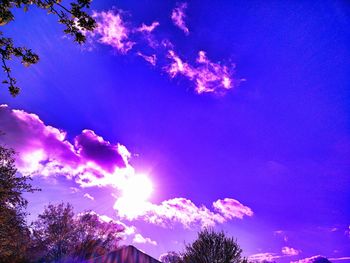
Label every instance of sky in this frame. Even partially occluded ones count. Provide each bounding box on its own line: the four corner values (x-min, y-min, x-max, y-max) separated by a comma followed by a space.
0, 0, 350, 262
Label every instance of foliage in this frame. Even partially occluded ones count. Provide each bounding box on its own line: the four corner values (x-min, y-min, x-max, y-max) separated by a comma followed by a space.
73, 211, 124, 260
182, 228, 248, 263
30, 203, 77, 262
160, 251, 183, 263
0, 145, 38, 262
30, 203, 124, 262
0, 0, 96, 96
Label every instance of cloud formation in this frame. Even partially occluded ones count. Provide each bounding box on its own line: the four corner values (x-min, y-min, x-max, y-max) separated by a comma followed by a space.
249, 247, 301, 262
87, 4, 238, 95
114, 197, 253, 228
249, 252, 281, 262
83, 193, 95, 201
213, 198, 253, 219
133, 233, 157, 246
0, 104, 134, 188
92, 10, 134, 53
282, 246, 300, 256
291, 255, 331, 263
165, 50, 235, 93
171, 2, 189, 35
0, 105, 252, 229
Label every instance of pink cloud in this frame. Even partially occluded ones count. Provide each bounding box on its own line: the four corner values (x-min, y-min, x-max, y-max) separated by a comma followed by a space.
137, 21, 160, 33
329, 257, 350, 261
213, 198, 253, 219
274, 230, 289, 242
137, 52, 157, 66
85, 6, 238, 95
0, 105, 252, 228
114, 197, 253, 228
282, 246, 300, 256
0, 104, 134, 188
291, 255, 331, 263
171, 2, 189, 35
249, 252, 281, 262
165, 50, 236, 94
133, 233, 157, 246
83, 193, 94, 201
92, 10, 135, 53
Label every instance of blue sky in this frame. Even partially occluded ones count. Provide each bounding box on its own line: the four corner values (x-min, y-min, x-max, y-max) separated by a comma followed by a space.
0, 0, 349, 262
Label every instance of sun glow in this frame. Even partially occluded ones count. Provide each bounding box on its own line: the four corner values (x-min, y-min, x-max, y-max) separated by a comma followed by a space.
122, 173, 153, 201
114, 173, 154, 219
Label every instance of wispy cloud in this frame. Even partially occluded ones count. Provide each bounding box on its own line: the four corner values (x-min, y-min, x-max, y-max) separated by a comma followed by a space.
250, 246, 300, 262
86, 5, 238, 95
92, 10, 134, 53
282, 246, 300, 256
165, 50, 235, 94
137, 21, 160, 33
70, 187, 80, 193
171, 2, 189, 35
274, 230, 288, 242
291, 255, 330, 263
137, 52, 157, 66
329, 257, 350, 261
83, 193, 95, 201
133, 233, 157, 246
249, 252, 281, 262
114, 197, 253, 228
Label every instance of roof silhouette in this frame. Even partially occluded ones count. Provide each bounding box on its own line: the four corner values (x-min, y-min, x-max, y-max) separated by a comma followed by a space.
85, 245, 161, 263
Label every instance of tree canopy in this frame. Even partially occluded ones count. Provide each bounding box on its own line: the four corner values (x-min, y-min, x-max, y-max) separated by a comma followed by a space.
181, 228, 248, 263
0, 0, 96, 96
30, 203, 124, 262
0, 145, 38, 262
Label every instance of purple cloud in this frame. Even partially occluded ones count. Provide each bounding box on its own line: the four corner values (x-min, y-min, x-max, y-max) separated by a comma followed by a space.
92, 10, 135, 53
213, 198, 253, 219
137, 52, 157, 66
85, 6, 238, 95
282, 246, 300, 256
0, 105, 252, 229
291, 255, 331, 263
133, 233, 157, 246
249, 252, 281, 262
0, 104, 134, 188
137, 21, 160, 33
171, 2, 189, 35
83, 193, 95, 201
114, 197, 253, 228
75, 130, 126, 172
165, 50, 236, 94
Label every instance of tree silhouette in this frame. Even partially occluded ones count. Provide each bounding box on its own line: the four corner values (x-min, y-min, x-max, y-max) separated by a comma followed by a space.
0, 145, 39, 262
73, 211, 124, 260
0, 0, 96, 96
160, 251, 183, 263
30, 203, 124, 262
182, 228, 248, 263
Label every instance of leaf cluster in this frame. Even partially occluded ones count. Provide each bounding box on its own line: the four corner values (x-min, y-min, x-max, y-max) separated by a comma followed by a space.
0, 145, 39, 263
29, 203, 124, 262
181, 228, 248, 263
0, 0, 96, 96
